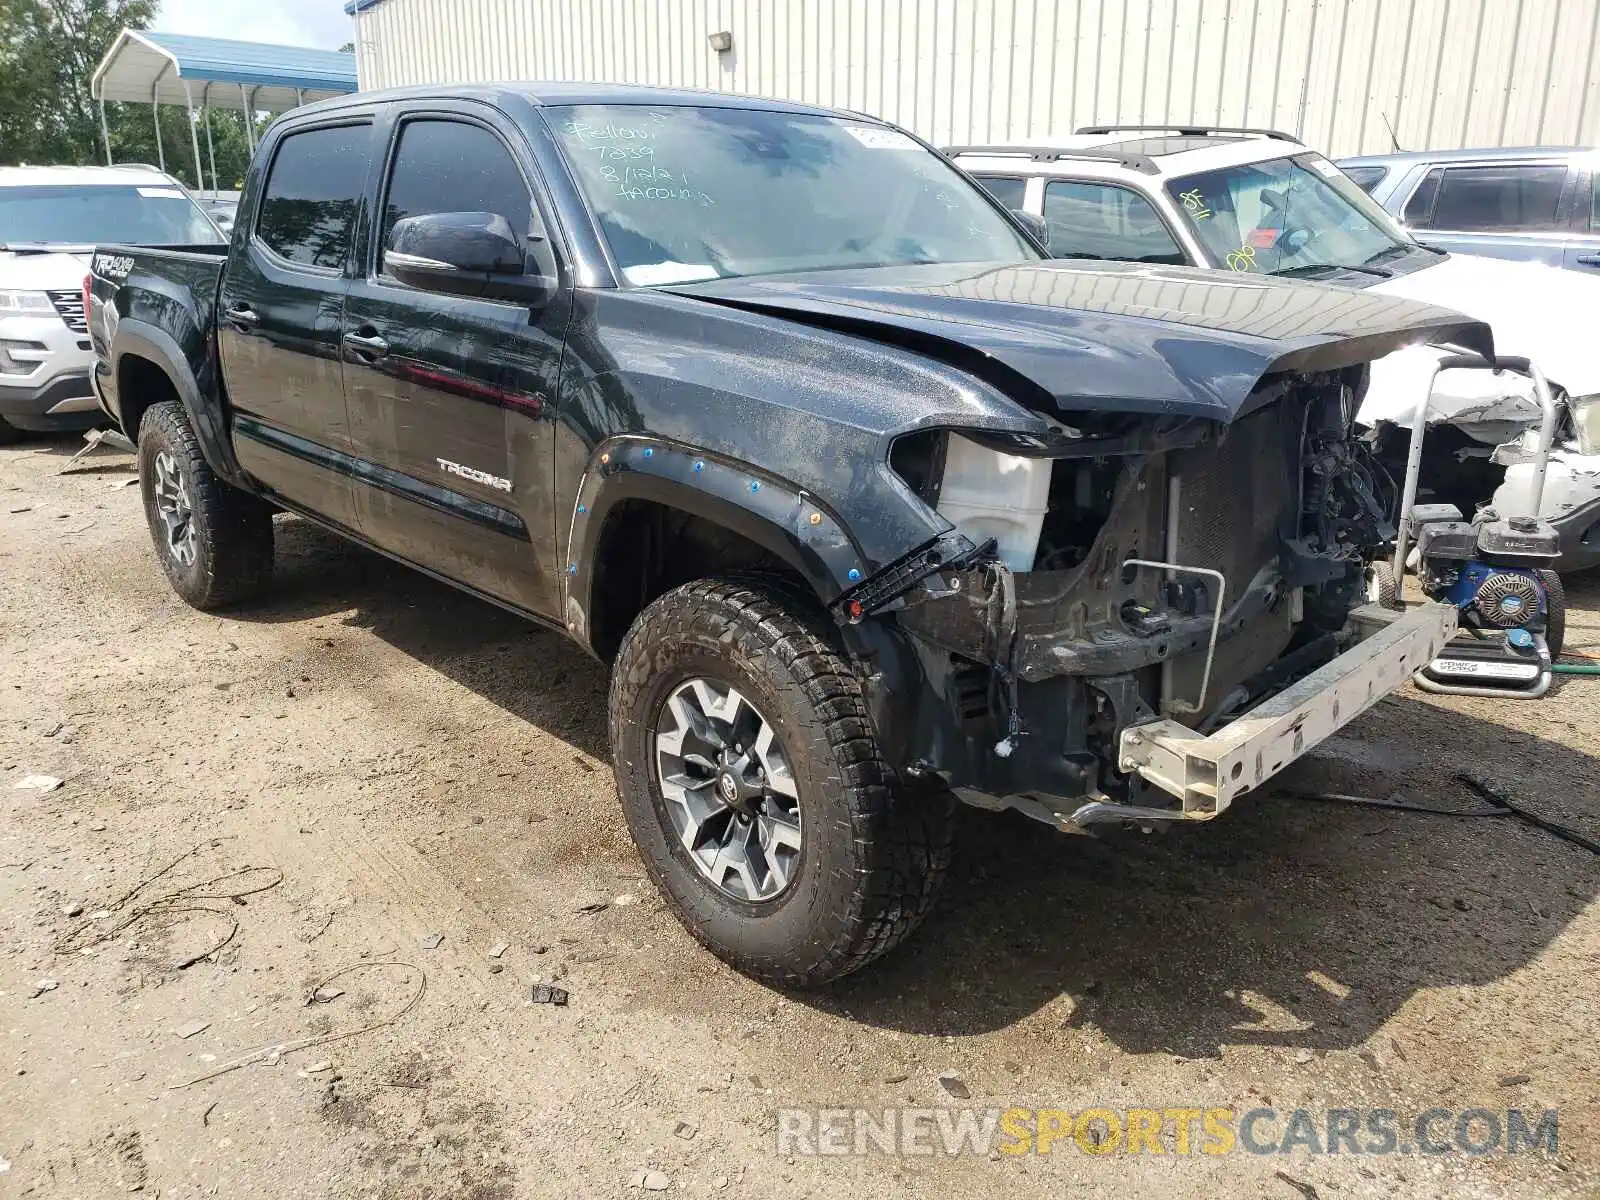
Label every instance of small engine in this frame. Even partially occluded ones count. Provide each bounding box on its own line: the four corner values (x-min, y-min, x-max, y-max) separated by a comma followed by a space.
1411, 506, 1560, 696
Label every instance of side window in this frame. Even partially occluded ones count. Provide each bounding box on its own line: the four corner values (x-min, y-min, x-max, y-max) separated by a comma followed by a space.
1591, 172, 1598, 232
970, 174, 1027, 210
1428, 164, 1568, 232
1340, 165, 1388, 194
1042, 180, 1184, 264
379, 119, 534, 274
256, 123, 370, 269
1403, 168, 1442, 226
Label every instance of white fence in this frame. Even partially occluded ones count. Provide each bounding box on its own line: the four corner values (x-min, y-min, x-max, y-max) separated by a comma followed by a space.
352, 0, 1600, 157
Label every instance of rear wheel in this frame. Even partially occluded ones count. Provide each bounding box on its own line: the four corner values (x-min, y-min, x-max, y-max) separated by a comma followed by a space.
138, 400, 274, 610
608, 577, 954, 987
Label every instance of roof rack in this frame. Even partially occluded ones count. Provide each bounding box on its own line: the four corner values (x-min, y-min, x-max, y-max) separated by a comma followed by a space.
1074, 124, 1305, 146
942, 144, 1160, 174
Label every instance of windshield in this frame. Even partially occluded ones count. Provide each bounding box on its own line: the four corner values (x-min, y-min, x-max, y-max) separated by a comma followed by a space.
1166, 153, 1413, 276
547, 104, 1039, 284
0, 183, 224, 247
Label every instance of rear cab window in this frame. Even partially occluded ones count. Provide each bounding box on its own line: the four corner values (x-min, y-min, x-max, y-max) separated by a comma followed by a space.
377, 118, 535, 277
256, 123, 372, 270
1404, 163, 1567, 232
1043, 180, 1185, 264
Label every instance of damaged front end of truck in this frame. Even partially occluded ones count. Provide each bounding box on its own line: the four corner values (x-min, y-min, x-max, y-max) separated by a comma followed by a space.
737, 265, 1498, 832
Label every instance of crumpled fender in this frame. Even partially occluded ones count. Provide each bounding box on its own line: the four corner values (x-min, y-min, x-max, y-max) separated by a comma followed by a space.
562, 434, 870, 642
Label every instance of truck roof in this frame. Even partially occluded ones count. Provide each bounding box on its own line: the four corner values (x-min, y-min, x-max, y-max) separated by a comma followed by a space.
291, 80, 884, 123
0, 164, 182, 189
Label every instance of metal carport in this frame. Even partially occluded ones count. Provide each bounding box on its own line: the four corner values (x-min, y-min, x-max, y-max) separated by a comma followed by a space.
91, 30, 357, 192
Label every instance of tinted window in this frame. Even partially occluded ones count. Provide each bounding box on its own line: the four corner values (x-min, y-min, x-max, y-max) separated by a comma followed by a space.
380, 119, 534, 272
1340, 164, 1388, 194
1044, 180, 1183, 264
1403, 168, 1442, 225
257, 123, 370, 269
1428, 164, 1567, 232
971, 174, 1027, 209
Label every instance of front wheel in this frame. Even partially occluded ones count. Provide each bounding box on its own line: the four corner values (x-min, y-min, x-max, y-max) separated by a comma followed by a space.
138, 400, 274, 610
608, 578, 953, 988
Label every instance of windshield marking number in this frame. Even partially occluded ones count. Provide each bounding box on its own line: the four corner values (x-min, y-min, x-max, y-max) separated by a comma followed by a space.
1179, 189, 1212, 220
1224, 245, 1258, 272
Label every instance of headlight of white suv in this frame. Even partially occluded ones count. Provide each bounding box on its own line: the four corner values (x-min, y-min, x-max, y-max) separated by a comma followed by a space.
1570, 394, 1600, 457
0, 290, 55, 314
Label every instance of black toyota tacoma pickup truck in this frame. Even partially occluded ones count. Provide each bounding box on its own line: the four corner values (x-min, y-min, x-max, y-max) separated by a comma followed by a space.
88, 84, 1488, 986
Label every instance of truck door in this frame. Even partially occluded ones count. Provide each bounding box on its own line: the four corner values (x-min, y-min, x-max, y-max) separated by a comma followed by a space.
341, 106, 569, 617
218, 118, 375, 529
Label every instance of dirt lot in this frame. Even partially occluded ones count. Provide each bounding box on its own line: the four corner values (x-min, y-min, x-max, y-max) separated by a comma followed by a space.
2, 434, 1598, 1200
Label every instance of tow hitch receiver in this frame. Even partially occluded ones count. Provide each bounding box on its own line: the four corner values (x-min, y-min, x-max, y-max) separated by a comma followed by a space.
1119, 601, 1457, 814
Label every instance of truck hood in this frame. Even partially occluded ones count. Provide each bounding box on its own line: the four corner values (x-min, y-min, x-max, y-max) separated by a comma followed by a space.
0, 249, 92, 290
1368, 252, 1600, 398
670, 261, 1491, 424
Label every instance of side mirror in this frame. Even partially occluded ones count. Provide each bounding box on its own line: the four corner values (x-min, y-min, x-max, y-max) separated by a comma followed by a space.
386, 211, 556, 306
1010, 209, 1050, 253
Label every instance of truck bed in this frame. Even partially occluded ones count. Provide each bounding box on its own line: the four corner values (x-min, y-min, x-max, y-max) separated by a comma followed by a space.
88, 243, 229, 440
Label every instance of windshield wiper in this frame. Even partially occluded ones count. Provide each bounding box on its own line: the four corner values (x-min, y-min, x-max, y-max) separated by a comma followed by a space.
1275, 260, 1393, 280
1363, 244, 1418, 266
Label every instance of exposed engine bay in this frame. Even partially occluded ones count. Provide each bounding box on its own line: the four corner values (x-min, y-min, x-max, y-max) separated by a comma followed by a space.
876, 368, 1400, 823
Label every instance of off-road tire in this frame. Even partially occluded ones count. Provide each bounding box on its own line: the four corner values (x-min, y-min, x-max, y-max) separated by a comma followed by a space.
608, 577, 954, 988
1538, 569, 1565, 660
138, 400, 274, 610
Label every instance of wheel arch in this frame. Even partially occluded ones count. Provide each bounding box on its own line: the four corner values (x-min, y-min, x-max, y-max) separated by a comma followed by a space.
568, 437, 871, 660
112, 320, 247, 487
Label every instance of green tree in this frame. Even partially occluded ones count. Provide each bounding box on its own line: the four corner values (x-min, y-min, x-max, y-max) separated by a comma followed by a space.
0, 0, 269, 189
1, 0, 154, 166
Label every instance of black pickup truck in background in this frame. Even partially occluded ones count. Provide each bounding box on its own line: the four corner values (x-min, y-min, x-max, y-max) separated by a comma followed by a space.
89, 83, 1488, 987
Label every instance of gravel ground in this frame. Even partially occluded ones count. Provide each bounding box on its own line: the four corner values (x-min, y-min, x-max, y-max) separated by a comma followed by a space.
2, 434, 1598, 1200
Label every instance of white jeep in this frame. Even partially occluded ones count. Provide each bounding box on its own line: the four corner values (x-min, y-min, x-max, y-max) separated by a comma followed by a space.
950, 127, 1600, 571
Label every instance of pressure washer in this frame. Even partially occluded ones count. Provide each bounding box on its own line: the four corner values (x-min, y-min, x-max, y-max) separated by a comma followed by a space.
1373, 353, 1564, 698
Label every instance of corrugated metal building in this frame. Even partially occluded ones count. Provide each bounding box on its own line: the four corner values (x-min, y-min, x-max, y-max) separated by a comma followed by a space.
348, 0, 1600, 157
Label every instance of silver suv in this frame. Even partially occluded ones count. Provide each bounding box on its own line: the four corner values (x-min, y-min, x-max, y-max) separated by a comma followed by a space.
0, 165, 223, 441
1337, 146, 1598, 275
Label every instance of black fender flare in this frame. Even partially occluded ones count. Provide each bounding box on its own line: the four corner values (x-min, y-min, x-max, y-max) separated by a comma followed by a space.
562, 434, 871, 642
112, 320, 248, 487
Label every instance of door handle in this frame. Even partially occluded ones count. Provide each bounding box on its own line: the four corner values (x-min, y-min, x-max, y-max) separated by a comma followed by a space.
342, 330, 389, 358
223, 303, 258, 330
1576, 254, 1600, 266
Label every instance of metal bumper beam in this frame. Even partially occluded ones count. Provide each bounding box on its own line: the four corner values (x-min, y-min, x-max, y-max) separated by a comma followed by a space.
1118, 601, 1458, 815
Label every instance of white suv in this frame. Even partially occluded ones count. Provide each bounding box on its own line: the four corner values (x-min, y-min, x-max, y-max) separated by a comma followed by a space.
0, 165, 223, 441
950, 127, 1600, 571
